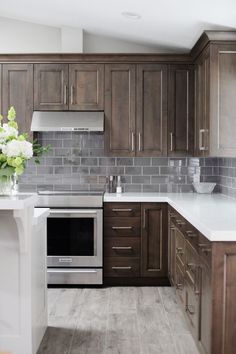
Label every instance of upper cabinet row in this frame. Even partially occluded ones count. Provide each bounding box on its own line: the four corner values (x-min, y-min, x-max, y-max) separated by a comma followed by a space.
0, 62, 194, 157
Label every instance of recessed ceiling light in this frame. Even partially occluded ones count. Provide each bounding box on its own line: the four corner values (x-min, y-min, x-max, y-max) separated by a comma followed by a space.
122, 11, 141, 20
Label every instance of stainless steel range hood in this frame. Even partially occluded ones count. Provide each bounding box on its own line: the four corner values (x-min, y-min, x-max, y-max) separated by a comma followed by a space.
31, 111, 104, 132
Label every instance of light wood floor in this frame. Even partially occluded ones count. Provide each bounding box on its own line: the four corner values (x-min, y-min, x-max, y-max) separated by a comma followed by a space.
37, 287, 200, 354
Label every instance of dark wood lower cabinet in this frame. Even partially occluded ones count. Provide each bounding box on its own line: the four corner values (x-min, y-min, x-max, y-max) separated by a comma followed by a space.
104, 202, 169, 285
141, 203, 168, 277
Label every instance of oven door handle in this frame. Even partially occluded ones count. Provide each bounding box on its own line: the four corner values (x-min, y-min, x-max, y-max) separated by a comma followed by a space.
49, 209, 99, 215
47, 269, 98, 274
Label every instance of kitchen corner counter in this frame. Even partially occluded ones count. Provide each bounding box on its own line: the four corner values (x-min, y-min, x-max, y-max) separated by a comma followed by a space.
104, 192, 236, 242
0, 193, 37, 209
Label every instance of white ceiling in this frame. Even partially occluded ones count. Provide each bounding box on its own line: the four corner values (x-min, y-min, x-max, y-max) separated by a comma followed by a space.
0, 0, 236, 52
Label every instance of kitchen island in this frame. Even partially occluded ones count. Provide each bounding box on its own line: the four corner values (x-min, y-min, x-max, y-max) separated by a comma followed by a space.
0, 194, 49, 354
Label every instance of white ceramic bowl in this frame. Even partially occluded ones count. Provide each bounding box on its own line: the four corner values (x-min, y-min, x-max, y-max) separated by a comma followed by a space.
193, 182, 216, 194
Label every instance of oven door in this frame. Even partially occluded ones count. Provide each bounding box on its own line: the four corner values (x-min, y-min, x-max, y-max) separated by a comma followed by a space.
47, 209, 102, 267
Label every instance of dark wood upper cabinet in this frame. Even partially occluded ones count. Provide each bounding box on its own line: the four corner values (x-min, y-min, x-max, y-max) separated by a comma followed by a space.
168, 65, 194, 156
136, 64, 168, 156
194, 48, 210, 156
34, 63, 69, 111
69, 64, 104, 110
105, 64, 136, 156
2, 64, 33, 138
141, 203, 168, 278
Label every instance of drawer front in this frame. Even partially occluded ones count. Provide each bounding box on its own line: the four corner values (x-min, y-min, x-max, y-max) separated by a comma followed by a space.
175, 228, 185, 269
104, 257, 140, 277
104, 237, 140, 257
183, 224, 199, 250
104, 217, 140, 237
198, 233, 212, 267
175, 262, 185, 306
185, 243, 199, 289
170, 208, 199, 249
185, 279, 200, 338
104, 203, 141, 217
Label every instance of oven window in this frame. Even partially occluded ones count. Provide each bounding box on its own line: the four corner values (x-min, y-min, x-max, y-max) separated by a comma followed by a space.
47, 218, 94, 256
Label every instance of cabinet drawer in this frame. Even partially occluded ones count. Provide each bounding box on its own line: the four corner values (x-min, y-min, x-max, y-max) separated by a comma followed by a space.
198, 233, 212, 267
185, 278, 200, 339
104, 203, 141, 217
175, 262, 185, 306
104, 217, 140, 237
104, 237, 140, 257
104, 257, 140, 277
185, 242, 199, 290
175, 228, 185, 269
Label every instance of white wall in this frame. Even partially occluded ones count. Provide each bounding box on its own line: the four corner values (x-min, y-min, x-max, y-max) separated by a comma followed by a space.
83, 32, 160, 53
0, 16, 159, 53
0, 17, 83, 53
0, 17, 61, 53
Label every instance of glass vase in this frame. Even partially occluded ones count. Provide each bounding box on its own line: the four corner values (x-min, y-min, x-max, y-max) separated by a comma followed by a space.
0, 174, 18, 196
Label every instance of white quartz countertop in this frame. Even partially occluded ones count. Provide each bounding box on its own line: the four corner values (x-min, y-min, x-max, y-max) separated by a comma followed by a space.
0, 193, 37, 210
104, 192, 236, 242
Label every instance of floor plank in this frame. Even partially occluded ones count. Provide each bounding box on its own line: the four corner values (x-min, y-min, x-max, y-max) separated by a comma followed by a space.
37, 287, 200, 354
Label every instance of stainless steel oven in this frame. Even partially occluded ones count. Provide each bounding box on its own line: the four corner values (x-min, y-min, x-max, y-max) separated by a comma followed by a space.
36, 191, 103, 285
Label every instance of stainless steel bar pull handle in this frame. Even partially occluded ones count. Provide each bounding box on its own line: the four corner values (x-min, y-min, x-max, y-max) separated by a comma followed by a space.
70, 85, 74, 105
112, 266, 132, 270
199, 129, 205, 151
112, 226, 133, 230
131, 132, 135, 152
138, 132, 142, 152
112, 246, 133, 250
64, 85, 67, 104
112, 209, 133, 212
59, 258, 72, 263
170, 132, 173, 152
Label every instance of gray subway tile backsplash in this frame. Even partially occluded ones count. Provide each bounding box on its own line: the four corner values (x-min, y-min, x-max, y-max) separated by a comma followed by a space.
18, 132, 234, 196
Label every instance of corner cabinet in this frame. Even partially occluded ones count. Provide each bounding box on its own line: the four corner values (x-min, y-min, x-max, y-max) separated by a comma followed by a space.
194, 47, 210, 156
141, 203, 168, 277
168, 65, 194, 156
34, 63, 104, 111
1, 64, 33, 138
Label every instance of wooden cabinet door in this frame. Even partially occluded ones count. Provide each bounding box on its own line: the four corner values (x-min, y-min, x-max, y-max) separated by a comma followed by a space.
69, 64, 104, 110
141, 203, 168, 277
199, 261, 212, 354
168, 65, 194, 156
34, 63, 68, 110
210, 44, 236, 156
105, 64, 136, 156
195, 49, 210, 156
136, 64, 167, 156
2, 64, 33, 138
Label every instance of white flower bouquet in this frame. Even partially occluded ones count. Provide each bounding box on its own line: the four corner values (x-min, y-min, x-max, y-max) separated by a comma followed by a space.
0, 107, 50, 194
